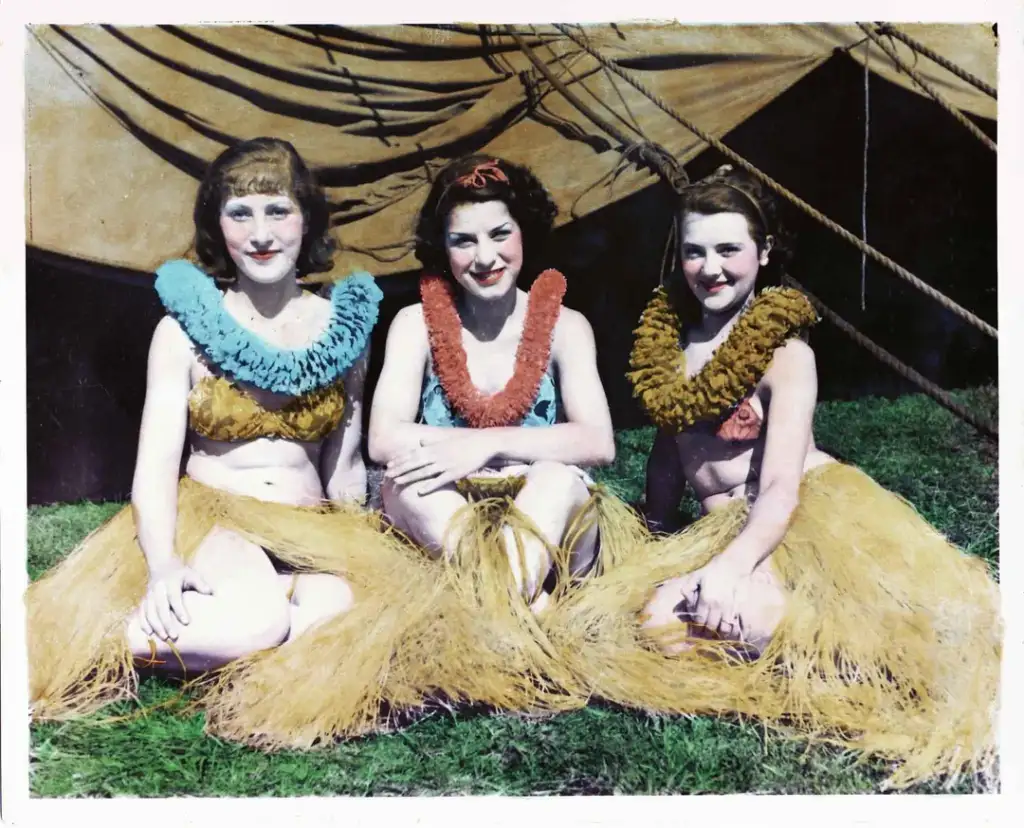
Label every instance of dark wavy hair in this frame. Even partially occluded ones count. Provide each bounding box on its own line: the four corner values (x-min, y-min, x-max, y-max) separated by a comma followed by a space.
667, 164, 792, 316
192, 137, 336, 281
414, 154, 557, 280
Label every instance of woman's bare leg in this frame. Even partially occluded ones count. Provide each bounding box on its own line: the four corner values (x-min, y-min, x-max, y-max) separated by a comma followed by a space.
125, 526, 291, 674
737, 559, 786, 655
281, 573, 355, 642
504, 461, 597, 608
381, 464, 596, 613
379, 475, 468, 558
639, 578, 697, 655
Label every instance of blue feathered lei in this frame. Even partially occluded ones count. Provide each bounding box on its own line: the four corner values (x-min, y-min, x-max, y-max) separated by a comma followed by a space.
154, 260, 382, 396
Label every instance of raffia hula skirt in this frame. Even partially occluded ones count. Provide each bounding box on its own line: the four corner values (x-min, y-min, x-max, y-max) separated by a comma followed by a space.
428, 465, 650, 712
26, 472, 646, 749
27, 478, 465, 743
544, 461, 1001, 789
31, 462, 993, 786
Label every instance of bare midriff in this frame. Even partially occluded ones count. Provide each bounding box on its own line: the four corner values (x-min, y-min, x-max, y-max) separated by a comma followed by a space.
674, 391, 834, 513
186, 435, 325, 506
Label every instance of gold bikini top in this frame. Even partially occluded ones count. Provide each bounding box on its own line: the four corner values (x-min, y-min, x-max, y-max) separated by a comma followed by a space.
188, 375, 346, 443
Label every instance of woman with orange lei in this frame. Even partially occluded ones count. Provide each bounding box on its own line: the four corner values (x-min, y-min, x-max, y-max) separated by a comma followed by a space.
368, 155, 644, 703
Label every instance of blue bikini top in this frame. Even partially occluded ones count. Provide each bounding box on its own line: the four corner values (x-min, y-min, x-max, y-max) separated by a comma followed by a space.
418, 363, 562, 428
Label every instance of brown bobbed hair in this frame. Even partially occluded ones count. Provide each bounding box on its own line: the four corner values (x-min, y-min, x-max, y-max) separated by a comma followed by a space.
192, 137, 336, 280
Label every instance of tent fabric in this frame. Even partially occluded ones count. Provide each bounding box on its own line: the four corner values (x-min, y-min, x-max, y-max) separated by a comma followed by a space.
25, 23, 997, 279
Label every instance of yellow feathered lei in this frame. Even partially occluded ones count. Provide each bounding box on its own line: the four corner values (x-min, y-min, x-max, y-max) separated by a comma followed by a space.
627, 286, 819, 433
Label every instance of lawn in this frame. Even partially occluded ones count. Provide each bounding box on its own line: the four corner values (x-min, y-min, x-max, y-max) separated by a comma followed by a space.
27, 390, 999, 796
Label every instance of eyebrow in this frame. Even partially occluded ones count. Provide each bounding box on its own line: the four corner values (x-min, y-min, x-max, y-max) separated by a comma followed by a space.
447, 222, 512, 237
224, 196, 292, 207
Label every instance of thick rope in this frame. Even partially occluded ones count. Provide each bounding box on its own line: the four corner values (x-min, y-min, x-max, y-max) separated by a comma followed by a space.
782, 274, 997, 438
876, 23, 997, 100
550, 24, 997, 341
529, 23, 648, 145
858, 24, 996, 152
506, 28, 689, 194
861, 39, 870, 311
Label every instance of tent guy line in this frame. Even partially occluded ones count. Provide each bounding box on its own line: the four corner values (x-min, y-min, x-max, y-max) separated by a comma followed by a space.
548, 23, 998, 341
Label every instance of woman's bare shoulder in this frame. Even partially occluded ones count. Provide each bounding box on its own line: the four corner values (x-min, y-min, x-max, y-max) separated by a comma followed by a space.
151, 314, 192, 351
765, 337, 817, 381
553, 306, 595, 348
147, 315, 196, 378
387, 303, 428, 343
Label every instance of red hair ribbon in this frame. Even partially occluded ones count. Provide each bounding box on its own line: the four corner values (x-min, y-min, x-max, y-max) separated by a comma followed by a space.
455, 160, 509, 189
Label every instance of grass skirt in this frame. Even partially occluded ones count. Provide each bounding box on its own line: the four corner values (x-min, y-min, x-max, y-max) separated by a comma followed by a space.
545, 463, 1001, 789
27, 478, 444, 741
429, 474, 650, 713
192, 474, 646, 748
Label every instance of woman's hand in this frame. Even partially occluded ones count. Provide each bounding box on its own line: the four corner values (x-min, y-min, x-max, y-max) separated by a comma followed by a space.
138, 562, 214, 642
384, 431, 497, 494
674, 554, 756, 641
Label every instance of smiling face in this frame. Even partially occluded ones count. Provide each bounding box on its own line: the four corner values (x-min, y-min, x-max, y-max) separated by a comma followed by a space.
679, 211, 769, 314
219, 193, 305, 285
445, 200, 524, 299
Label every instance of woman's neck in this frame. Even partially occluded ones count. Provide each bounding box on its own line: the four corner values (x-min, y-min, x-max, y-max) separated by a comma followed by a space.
229, 273, 302, 320
458, 285, 520, 342
698, 291, 755, 343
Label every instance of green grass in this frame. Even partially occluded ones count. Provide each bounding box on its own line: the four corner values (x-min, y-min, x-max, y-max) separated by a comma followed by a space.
27, 390, 999, 797
31, 693, 898, 797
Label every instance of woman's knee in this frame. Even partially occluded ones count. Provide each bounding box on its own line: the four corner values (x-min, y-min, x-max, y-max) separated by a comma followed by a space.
380, 476, 429, 525
191, 526, 278, 587
292, 574, 355, 614
640, 579, 687, 631
525, 460, 585, 494
739, 575, 785, 655
284, 574, 355, 641
638, 581, 695, 656
380, 477, 459, 553
209, 585, 292, 660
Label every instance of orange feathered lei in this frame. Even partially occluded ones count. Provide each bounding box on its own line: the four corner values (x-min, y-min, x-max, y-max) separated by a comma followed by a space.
419, 269, 566, 428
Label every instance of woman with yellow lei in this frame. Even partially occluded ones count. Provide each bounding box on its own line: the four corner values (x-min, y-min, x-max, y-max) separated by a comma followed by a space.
27, 138, 446, 748
548, 165, 1001, 788
368, 155, 645, 708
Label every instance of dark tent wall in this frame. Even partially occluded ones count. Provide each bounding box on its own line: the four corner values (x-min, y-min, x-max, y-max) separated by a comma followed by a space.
26, 52, 996, 505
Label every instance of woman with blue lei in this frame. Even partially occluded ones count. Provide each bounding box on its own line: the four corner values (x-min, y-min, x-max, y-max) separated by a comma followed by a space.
27, 138, 443, 747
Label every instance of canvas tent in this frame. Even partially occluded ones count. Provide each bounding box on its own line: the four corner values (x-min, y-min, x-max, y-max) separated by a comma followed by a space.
24, 22, 998, 505
26, 23, 997, 278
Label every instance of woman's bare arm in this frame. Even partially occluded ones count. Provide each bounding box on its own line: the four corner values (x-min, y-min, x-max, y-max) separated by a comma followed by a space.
721, 338, 818, 572
130, 316, 194, 572
644, 428, 687, 534
367, 305, 460, 464
320, 343, 370, 503
376, 306, 615, 492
